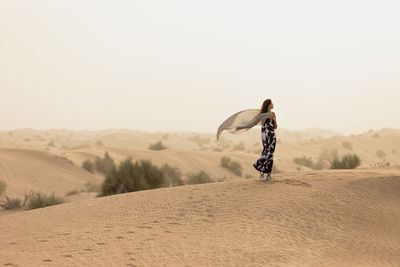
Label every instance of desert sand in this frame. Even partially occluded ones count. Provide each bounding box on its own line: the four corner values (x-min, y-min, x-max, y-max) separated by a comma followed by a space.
0, 168, 399, 266
0, 127, 399, 200
0, 128, 399, 266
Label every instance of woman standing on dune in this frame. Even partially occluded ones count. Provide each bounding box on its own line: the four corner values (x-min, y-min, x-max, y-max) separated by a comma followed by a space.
216, 98, 278, 181
252, 99, 277, 181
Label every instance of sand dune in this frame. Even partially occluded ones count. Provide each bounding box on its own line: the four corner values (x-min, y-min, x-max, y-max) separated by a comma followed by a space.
0, 168, 399, 266
1, 128, 399, 200
0, 148, 103, 199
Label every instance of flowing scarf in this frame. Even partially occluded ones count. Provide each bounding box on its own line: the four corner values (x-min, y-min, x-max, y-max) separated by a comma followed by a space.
216, 109, 272, 141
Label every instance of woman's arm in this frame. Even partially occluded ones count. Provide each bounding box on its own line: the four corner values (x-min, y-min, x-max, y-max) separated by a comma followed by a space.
272, 112, 278, 129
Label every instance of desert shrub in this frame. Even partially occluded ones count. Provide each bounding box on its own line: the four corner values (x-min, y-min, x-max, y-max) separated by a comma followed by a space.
220, 156, 242, 176
0, 180, 6, 197
312, 158, 325, 170
330, 153, 361, 169
48, 141, 55, 147
221, 156, 231, 168
229, 161, 243, 176
95, 152, 116, 176
294, 151, 337, 170
100, 159, 165, 196
293, 155, 313, 169
82, 160, 94, 173
85, 181, 101, 192
160, 163, 184, 187
342, 141, 353, 150
1, 197, 21, 210
376, 150, 386, 158
148, 140, 167, 150
232, 142, 246, 151
215, 176, 227, 182
26, 193, 64, 210
372, 133, 380, 138
371, 159, 390, 168
186, 171, 213, 184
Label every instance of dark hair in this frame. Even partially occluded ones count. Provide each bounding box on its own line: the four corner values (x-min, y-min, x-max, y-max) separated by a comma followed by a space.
260, 99, 272, 113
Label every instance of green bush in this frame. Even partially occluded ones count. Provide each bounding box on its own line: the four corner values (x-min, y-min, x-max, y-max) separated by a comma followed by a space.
95, 152, 116, 176
160, 163, 184, 187
3, 197, 21, 210
220, 156, 242, 176
0, 180, 6, 197
186, 171, 213, 184
82, 160, 94, 173
85, 181, 101, 192
26, 193, 64, 210
100, 159, 165, 196
148, 140, 167, 150
221, 156, 231, 168
293, 155, 313, 169
330, 153, 361, 169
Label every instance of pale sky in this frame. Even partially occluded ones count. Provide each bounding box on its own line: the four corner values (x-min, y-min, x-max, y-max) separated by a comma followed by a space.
1, 0, 399, 135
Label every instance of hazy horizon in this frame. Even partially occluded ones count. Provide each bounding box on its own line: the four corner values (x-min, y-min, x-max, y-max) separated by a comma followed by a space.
1, 0, 399, 135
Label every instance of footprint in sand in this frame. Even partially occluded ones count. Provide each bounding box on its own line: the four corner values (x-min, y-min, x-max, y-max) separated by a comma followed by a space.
4, 263, 18, 266
63, 254, 72, 258
42, 259, 52, 262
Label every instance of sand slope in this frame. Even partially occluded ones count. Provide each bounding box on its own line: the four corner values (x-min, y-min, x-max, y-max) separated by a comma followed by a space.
0, 148, 103, 199
0, 168, 399, 266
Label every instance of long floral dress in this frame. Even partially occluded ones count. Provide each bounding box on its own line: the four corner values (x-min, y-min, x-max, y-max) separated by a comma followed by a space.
253, 116, 276, 174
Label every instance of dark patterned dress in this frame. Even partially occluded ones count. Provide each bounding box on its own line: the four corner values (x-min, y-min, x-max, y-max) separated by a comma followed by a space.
253, 116, 276, 174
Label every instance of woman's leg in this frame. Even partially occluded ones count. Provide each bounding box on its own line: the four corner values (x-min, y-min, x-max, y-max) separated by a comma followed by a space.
266, 134, 276, 175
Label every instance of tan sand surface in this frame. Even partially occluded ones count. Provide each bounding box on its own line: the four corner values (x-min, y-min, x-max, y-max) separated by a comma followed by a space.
1, 128, 399, 200
0, 168, 399, 266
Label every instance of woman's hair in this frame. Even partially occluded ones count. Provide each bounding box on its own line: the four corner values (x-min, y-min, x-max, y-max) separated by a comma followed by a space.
260, 99, 272, 113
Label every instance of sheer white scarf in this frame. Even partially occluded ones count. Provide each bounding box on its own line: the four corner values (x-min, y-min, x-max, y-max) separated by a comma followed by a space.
216, 109, 272, 141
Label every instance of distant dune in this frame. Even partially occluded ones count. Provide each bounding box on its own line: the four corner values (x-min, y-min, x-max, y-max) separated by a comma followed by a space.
0, 168, 399, 266
0, 128, 399, 200
0, 148, 103, 199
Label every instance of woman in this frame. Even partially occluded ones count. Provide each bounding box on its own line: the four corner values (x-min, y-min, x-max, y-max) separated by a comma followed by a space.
216, 98, 277, 181
252, 99, 277, 181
